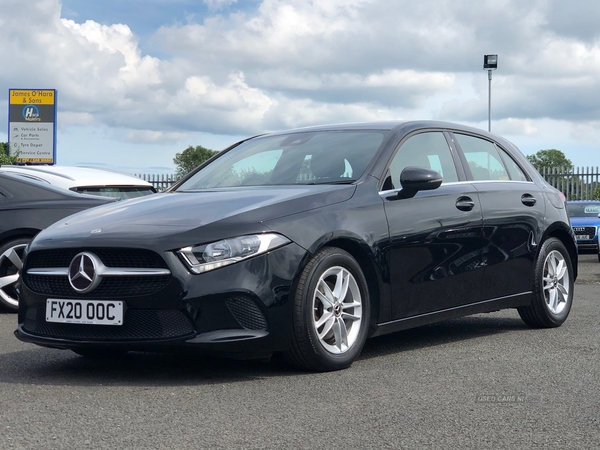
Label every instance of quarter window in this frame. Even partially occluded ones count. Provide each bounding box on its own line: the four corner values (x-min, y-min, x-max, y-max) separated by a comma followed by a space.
498, 147, 529, 181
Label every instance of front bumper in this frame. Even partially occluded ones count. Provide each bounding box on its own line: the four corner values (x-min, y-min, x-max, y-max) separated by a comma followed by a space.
574, 239, 598, 252
15, 242, 309, 357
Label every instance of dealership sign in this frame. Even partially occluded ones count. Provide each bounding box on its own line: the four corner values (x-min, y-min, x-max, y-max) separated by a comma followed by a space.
8, 89, 57, 164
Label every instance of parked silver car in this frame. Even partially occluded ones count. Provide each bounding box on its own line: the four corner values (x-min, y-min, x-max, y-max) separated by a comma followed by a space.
0, 165, 156, 198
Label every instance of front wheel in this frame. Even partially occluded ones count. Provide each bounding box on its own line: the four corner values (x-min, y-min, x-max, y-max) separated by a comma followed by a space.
518, 237, 574, 328
0, 238, 31, 312
285, 247, 370, 371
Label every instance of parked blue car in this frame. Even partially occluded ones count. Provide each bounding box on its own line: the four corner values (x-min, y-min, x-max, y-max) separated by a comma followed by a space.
567, 201, 600, 262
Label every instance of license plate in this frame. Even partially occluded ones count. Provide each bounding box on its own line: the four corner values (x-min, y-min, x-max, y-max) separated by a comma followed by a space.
46, 299, 123, 325
575, 235, 590, 241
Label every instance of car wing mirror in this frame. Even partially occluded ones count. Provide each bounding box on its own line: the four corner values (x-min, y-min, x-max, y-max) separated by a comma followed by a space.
397, 166, 442, 199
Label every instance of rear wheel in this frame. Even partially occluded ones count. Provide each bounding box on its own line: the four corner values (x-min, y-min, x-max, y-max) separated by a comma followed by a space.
0, 238, 31, 312
518, 237, 573, 328
285, 247, 370, 371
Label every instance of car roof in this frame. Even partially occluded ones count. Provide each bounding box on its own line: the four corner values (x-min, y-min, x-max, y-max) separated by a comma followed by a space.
262, 120, 500, 135
0, 165, 153, 190
251, 120, 521, 155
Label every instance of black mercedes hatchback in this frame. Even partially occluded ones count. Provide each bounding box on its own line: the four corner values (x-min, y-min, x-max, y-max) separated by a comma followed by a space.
15, 121, 577, 371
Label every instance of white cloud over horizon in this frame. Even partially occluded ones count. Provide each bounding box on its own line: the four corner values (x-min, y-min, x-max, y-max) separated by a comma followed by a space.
1, 0, 600, 172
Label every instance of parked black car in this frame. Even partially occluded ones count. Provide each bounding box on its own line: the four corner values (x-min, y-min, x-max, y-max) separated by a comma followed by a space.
15, 121, 577, 371
0, 171, 114, 311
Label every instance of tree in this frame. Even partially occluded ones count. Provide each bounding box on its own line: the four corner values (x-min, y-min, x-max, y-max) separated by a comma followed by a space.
0, 142, 17, 165
526, 149, 573, 170
173, 145, 218, 178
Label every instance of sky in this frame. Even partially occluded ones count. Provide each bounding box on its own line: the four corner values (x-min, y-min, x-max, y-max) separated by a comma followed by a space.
2, 0, 600, 174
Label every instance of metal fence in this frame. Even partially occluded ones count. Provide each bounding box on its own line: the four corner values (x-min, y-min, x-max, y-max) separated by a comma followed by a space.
539, 167, 600, 201
135, 173, 179, 191
135, 166, 600, 200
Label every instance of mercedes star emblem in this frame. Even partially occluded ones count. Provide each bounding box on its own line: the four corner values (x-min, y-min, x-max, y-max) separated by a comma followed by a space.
68, 252, 102, 293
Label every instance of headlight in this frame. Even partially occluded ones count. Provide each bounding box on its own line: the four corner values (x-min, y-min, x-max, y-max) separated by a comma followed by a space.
177, 233, 291, 274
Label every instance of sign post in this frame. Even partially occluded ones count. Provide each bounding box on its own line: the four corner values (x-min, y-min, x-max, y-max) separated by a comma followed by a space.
8, 89, 57, 164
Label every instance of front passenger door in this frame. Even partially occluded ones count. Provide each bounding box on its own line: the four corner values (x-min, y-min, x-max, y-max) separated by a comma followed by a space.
382, 131, 484, 320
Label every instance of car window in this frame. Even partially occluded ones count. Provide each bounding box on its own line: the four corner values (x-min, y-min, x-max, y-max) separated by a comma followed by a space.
231, 149, 283, 180
567, 202, 600, 217
497, 147, 529, 181
74, 187, 156, 199
454, 134, 509, 181
384, 132, 458, 190
175, 131, 385, 190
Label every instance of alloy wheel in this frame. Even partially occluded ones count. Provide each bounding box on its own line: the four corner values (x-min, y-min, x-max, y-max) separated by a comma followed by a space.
542, 249, 570, 315
312, 266, 363, 354
0, 243, 27, 310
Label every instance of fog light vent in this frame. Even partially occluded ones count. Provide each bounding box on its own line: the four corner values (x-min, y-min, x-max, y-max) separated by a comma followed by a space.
225, 297, 267, 331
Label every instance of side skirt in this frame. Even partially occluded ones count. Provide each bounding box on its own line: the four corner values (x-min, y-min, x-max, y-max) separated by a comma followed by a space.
371, 292, 531, 338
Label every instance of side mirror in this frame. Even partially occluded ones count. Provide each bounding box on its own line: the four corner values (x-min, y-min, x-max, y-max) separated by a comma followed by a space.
398, 166, 442, 199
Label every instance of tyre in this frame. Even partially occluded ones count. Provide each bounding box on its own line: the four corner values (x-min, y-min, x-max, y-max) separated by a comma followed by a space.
0, 238, 31, 312
285, 247, 370, 371
518, 237, 573, 328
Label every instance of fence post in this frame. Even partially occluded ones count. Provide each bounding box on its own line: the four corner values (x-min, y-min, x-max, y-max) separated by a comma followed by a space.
130, 172, 178, 191
537, 165, 600, 201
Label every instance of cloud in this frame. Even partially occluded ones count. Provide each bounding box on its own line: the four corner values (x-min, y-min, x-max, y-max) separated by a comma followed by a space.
495, 118, 539, 136
2, 0, 600, 154
123, 129, 188, 144
203, 0, 238, 11
570, 121, 600, 144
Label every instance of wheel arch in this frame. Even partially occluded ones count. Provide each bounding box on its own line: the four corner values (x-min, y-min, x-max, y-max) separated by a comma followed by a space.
542, 226, 578, 280
315, 237, 384, 335
0, 229, 40, 248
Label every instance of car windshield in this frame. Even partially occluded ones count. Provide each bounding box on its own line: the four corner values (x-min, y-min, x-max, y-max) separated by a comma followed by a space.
175, 130, 386, 190
567, 202, 600, 217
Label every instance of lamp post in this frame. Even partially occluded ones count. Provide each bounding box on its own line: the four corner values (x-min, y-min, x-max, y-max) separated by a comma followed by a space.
483, 54, 498, 132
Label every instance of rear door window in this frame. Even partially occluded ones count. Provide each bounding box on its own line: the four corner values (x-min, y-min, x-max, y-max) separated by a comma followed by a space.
454, 134, 509, 181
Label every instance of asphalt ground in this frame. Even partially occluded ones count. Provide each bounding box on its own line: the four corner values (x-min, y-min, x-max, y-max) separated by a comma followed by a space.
0, 255, 598, 449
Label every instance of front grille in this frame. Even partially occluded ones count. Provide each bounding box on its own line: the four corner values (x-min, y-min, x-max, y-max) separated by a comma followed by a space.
225, 297, 268, 330
25, 275, 171, 298
23, 248, 172, 298
26, 248, 169, 269
23, 307, 194, 341
572, 226, 596, 236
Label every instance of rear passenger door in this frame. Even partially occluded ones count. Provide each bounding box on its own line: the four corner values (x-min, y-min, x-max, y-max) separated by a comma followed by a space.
452, 133, 546, 300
